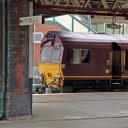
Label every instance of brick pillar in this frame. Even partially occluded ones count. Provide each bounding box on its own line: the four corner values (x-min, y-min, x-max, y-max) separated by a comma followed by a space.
6, 0, 32, 120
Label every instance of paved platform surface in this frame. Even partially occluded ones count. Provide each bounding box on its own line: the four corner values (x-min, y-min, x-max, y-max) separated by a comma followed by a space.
1, 92, 128, 128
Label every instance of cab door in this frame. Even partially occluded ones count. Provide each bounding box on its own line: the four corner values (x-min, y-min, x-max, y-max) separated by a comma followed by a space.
111, 42, 121, 79
122, 50, 128, 76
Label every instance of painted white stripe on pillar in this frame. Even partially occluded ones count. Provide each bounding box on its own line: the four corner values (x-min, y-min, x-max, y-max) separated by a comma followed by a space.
29, 2, 34, 78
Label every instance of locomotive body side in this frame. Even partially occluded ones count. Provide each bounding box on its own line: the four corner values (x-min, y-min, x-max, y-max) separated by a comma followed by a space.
62, 41, 128, 92
61, 41, 111, 91
62, 42, 112, 79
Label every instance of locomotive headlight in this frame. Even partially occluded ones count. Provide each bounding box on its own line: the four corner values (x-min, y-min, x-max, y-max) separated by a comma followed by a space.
39, 76, 42, 80
39, 74, 44, 82
54, 77, 60, 82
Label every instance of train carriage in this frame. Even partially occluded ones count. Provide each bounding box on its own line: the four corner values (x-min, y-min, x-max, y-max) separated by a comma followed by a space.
38, 31, 128, 92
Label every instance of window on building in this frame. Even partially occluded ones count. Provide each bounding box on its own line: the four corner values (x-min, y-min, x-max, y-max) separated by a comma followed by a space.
71, 49, 90, 64
34, 32, 43, 43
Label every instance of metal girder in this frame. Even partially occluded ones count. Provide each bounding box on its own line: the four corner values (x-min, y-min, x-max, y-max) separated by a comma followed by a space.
84, 0, 90, 8
33, 0, 128, 17
100, 0, 109, 9
34, 0, 128, 9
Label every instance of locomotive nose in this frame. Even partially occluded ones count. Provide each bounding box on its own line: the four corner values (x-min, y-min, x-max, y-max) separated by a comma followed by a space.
38, 63, 64, 89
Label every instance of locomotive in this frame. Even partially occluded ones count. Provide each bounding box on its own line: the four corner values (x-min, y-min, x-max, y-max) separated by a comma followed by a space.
38, 31, 128, 92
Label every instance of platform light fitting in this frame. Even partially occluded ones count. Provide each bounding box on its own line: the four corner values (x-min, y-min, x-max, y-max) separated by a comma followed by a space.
106, 15, 121, 29
106, 23, 121, 29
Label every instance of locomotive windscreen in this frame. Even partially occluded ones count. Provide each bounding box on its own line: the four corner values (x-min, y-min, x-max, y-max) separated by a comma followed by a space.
40, 46, 63, 64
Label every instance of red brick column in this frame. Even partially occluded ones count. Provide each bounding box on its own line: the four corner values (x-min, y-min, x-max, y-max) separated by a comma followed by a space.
6, 0, 32, 120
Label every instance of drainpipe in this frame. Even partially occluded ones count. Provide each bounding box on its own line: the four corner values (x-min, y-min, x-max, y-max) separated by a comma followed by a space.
0, 0, 7, 119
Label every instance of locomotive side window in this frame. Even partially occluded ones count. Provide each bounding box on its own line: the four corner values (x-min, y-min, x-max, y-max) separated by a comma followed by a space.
71, 49, 90, 64
125, 50, 128, 70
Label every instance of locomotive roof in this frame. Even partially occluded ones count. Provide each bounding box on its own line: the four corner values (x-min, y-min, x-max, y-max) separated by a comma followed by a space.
46, 31, 128, 43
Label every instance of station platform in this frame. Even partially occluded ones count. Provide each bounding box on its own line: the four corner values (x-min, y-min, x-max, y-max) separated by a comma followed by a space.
1, 92, 128, 128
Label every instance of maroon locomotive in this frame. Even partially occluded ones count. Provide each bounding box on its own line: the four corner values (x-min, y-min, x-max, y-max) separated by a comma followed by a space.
38, 31, 128, 92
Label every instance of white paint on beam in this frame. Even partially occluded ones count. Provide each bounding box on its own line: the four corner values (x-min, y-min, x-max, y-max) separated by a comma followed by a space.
72, 0, 81, 7
112, 0, 120, 9
83, 0, 91, 8
100, 0, 109, 9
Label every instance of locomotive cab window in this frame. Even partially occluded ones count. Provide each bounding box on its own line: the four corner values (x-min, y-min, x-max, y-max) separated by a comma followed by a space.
40, 46, 52, 63
71, 49, 90, 64
52, 46, 64, 63
40, 46, 63, 64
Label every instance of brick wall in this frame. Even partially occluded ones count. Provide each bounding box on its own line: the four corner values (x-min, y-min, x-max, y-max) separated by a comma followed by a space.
6, 0, 31, 119
35, 24, 63, 34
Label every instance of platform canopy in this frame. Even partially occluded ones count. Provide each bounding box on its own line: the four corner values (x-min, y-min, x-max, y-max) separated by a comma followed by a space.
33, 0, 128, 17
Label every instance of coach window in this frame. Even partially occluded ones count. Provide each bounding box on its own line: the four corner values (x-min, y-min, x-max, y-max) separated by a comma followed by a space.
71, 49, 90, 64
125, 50, 128, 70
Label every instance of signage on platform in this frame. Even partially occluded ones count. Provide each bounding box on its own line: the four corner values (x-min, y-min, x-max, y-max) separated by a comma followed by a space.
19, 15, 42, 25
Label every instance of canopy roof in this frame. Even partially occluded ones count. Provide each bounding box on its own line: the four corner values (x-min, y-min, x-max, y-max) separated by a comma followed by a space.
33, 0, 128, 18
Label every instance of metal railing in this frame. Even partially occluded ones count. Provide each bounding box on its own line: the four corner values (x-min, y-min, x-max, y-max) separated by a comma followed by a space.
45, 14, 96, 33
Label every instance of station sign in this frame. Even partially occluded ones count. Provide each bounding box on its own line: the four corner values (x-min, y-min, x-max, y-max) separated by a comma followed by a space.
19, 15, 42, 26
